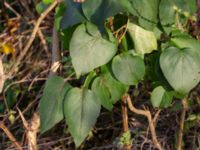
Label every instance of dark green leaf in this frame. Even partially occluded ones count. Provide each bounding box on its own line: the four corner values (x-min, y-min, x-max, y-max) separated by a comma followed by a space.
70, 23, 117, 77
55, 3, 67, 30
82, 0, 124, 28
61, 0, 85, 29
39, 76, 71, 133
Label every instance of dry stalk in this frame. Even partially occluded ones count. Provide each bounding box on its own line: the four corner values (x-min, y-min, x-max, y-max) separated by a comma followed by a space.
176, 98, 187, 150
0, 59, 5, 93
8, 0, 60, 78
124, 93, 163, 150
18, 108, 40, 150
122, 95, 131, 150
0, 121, 22, 150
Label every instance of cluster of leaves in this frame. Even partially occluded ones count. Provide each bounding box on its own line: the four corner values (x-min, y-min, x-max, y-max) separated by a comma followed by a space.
38, 0, 200, 147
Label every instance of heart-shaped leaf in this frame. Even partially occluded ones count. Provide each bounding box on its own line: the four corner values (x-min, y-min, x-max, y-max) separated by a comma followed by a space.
70, 23, 117, 77
82, 0, 124, 28
61, 0, 85, 29
159, 0, 196, 31
92, 66, 128, 110
170, 34, 200, 56
92, 78, 112, 110
112, 52, 145, 85
160, 47, 200, 95
128, 0, 159, 30
64, 88, 101, 147
127, 23, 157, 55
151, 86, 174, 108
39, 76, 71, 133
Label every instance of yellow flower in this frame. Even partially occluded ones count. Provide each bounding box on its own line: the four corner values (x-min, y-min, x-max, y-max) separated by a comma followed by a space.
0, 42, 15, 55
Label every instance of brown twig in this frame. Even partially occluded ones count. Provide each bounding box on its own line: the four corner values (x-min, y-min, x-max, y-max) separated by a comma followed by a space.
34, 22, 49, 56
0, 58, 5, 93
122, 95, 131, 150
0, 121, 22, 150
153, 109, 161, 125
124, 94, 163, 150
8, 0, 60, 78
176, 98, 187, 150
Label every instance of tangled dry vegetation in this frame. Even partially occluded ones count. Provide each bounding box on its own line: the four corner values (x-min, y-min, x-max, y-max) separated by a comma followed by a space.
0, 0, 200, 150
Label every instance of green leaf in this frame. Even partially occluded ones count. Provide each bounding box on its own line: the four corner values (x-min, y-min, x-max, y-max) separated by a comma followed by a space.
60, 25, 77, 50
83, 71, 96, 88
54, 3, 67, 30
174, 0, 196, 15
118, 0, 134, 15
36, 1, 48, 14
151, 86, 174, 108
61, 0, 85, 29
145, 52, 172, 89
70, 23, 117, 77
159, 0, 176, 26
112, 52, 145, 85
160, 47, 200, 95
127, 23, 157, 55
39, 76, 71, 133
159, 0, 196, 27
170, 34, 200, 56
128, 0, 159, 30
92, 78, 112, 110
43, 0, 52, 5
64, 88, 101, 147
82, 0, 123, 28
92, 66, 128, 110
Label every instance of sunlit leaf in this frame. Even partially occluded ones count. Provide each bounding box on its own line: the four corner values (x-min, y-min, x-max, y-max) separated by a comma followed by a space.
160, 47, 200, 95
127, 23, 157, 55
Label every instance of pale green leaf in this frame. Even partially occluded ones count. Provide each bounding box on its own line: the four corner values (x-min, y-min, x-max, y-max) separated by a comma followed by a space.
170, 34, 200, 56
151, 86, 173, 108
160, 47, 200, 95
127, 23, 157, 55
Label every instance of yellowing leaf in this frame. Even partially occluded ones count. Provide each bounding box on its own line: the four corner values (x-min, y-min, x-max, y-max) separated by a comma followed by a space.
127, 22, 157, 55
